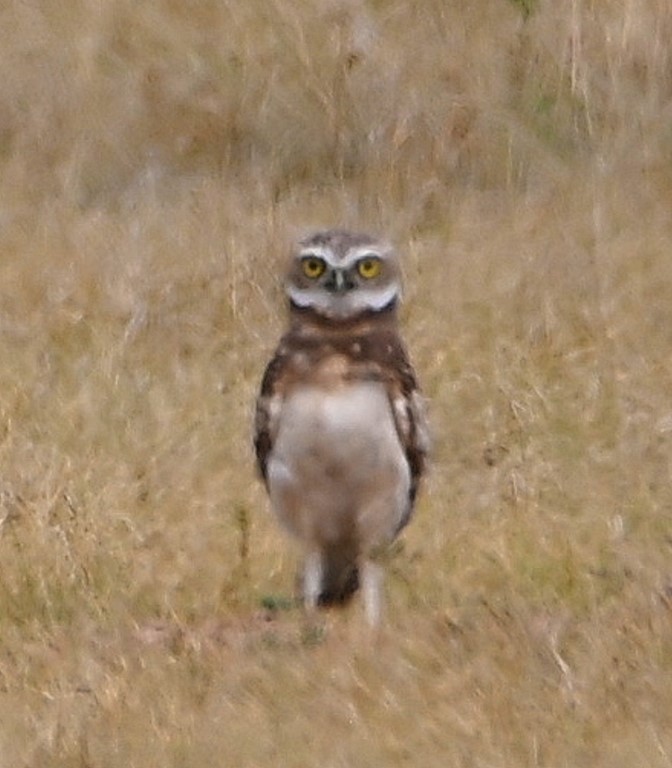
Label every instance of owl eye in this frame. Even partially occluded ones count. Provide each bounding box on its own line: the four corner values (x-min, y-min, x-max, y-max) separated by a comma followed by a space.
301, 257, 326, 279
357, 257, 382, 279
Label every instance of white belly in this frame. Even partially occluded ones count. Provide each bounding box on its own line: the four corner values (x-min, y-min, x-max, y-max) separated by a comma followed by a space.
267, 382, 410, 549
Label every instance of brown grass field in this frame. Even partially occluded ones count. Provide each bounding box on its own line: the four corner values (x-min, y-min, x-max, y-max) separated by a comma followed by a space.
1, 0, 672, 765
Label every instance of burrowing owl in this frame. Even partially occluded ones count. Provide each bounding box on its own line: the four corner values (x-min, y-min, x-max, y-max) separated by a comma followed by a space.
254, 229, 429, 625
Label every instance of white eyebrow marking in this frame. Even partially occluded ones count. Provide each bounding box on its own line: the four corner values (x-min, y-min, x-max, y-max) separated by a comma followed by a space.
298, 247, 333, 262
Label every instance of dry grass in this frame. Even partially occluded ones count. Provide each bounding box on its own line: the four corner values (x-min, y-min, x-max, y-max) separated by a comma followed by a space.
1, 0, 672, 765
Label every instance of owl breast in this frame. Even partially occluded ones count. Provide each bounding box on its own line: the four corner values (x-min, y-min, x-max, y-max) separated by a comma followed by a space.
266, 381, 411, 549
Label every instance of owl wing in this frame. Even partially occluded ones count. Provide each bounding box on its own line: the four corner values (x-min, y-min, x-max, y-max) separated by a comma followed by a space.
253, 343, 290, 488
383, 340, 430, 529
392, 388, 430, 501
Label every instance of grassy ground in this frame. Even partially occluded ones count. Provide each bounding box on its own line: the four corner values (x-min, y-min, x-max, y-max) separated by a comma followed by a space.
1, 0, 672, 765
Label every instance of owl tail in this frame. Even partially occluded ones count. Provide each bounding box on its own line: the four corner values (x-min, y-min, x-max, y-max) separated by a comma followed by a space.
320, 548, 359, 605
302, 544, 359, 606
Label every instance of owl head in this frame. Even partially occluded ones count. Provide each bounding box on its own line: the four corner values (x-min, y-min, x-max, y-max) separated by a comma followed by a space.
286, 229, 401, 320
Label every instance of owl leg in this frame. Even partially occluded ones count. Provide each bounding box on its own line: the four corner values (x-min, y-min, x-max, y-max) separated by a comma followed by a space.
360, 558, 384, 627
303, 550, 323, 611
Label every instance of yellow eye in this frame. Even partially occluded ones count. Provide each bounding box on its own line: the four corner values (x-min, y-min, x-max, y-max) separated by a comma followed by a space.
301, 257, 326, 279
357, 257, 382, 279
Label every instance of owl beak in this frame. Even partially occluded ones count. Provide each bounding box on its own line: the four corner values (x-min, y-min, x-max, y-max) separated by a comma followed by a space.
325, 269, 354, 294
